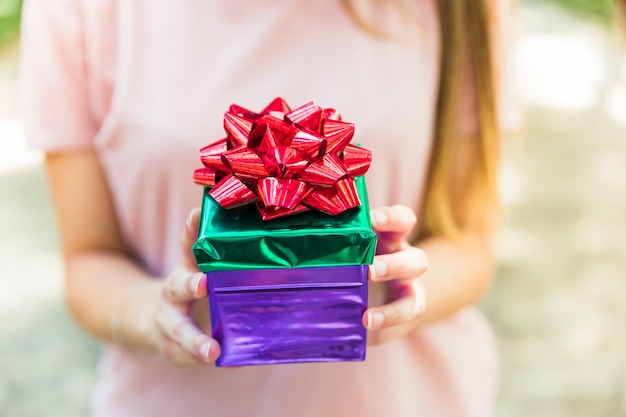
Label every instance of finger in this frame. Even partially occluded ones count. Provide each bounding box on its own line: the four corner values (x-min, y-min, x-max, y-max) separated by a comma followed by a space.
163, 269, 207, 303
170, 321, 219, 363
370, 247, 428, 282
362, 279, 425, 331
180, 207, 202, 270
158, 338, 206, 366
370, 205, 417, 234
367, 321, 416, 346
155, 310, 204, 366
370, 206, 417, 254
155, 308, 219, 363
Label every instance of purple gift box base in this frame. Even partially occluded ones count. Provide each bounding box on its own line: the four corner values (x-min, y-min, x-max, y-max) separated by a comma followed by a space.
208, 265, 368, 367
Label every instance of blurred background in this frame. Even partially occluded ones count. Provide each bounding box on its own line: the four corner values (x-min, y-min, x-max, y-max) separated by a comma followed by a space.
1, 0, 625, 416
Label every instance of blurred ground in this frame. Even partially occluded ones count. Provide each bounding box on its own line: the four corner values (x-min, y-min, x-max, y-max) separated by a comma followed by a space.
1, 3, 626, 417
0, 42, 100, 416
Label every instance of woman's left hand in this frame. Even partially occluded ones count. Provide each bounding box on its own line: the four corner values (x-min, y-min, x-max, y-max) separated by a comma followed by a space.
364, 205, 429, 345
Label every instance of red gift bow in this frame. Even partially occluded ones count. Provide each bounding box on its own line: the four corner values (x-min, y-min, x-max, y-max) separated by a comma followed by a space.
193, 98, 372, 221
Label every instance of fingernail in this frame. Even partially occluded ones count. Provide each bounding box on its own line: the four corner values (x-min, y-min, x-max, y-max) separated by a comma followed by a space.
186, 210, 195, 230
189, 273, 205, 297
199, 340, 212, 361
371, 210, 388, 228
367, 311, 385, 329
373, 259, 387, 280
414, 284, 426, 315
414, 300, 425, 315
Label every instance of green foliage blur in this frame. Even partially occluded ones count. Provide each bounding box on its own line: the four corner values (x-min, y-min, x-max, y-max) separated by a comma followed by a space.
0, 0, 22, 48
533, 0, 618, 23
0, 0, 619, 50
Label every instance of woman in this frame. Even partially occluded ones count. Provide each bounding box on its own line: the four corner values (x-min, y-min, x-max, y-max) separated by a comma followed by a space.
20, 0, 512, 415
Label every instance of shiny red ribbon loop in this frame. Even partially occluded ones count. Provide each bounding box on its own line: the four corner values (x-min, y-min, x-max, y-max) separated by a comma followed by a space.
257, 177, 310, 210
194, 98, 372, 220
209, 175, 257, 209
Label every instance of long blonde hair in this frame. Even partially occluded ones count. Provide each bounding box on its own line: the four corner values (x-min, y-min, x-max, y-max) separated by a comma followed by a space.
342, 0, 500, 239
424, 0, 499, 238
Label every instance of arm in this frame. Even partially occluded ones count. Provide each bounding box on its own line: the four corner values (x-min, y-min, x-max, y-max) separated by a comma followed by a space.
22, 0, 217, 365
413, 233, 493, 325
418, 134, 496, 324
46, 151, 220, 364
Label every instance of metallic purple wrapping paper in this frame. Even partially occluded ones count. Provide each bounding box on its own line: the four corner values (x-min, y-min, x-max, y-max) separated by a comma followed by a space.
208, 265, 368, 367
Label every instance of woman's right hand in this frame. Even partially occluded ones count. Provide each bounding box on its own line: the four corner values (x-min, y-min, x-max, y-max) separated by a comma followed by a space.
138, 208, 221, 366
45, 151, 220, 366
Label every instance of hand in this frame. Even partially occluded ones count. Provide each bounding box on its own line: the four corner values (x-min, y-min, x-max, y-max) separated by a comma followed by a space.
363, 205, 428, 345
152, 208, 221, 365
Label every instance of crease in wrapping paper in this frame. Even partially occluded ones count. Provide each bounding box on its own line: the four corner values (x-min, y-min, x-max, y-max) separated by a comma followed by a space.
193, 176, 377, 272
208, 265, 368, 367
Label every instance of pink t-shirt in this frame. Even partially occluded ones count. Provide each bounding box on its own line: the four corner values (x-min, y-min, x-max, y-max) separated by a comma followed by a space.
21, 1, 506, 416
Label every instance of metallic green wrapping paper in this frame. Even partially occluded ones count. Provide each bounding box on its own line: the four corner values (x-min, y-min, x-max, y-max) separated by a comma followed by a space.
193, 176, 376, 272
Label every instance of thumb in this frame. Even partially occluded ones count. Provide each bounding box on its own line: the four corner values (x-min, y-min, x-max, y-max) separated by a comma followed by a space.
370, 205, 417, 253
181, 207, 202, 270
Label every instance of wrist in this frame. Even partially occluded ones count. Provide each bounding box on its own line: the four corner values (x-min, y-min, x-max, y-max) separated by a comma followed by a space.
111, 279, 161, 353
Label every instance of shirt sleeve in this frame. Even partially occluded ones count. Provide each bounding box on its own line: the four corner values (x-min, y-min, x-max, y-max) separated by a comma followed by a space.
20, 0, 97, 151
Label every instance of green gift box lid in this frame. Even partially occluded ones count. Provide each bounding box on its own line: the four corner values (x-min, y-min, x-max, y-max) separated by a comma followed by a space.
193, 176, 377, 272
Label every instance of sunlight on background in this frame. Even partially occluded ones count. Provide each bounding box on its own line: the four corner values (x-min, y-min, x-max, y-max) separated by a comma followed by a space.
0, 119, 41, 174
514, 5, 613, 112
516, 32, 607, 111
0, 46, 41, 174
0, 46, 59, 317
605, 58, 626, 123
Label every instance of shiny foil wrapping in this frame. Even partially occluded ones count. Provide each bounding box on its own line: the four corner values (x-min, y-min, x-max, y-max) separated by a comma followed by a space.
208, 265, 368, 367
192, 99, 376, 366
193, 176, 376, 272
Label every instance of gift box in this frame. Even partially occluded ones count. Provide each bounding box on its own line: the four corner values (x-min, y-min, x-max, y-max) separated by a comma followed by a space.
192, 98, 376, 366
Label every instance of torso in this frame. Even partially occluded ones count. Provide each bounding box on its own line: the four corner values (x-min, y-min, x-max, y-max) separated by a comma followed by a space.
26, 1, 498, 415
